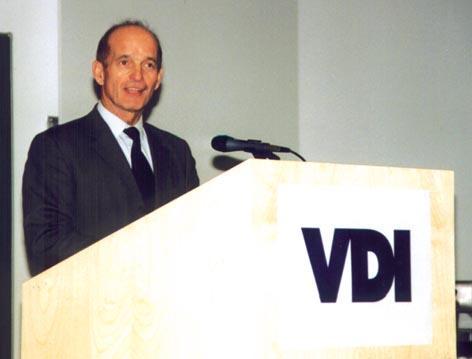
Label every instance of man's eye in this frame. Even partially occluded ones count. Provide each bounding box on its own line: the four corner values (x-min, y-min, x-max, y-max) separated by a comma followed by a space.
119, 59, 129, 66
144, 61, 156, 69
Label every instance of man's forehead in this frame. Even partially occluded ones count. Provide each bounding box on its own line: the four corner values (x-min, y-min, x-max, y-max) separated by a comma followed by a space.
108, 26, 158, 54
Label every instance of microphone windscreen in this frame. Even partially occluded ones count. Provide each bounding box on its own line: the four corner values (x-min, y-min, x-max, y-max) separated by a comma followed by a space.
211, 135, 232, 152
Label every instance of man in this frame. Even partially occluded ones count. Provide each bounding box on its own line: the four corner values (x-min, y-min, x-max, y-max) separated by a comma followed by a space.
22, 20, 199, 276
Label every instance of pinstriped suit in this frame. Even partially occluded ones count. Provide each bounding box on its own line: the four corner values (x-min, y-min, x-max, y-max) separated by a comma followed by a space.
23, 107, 199, 275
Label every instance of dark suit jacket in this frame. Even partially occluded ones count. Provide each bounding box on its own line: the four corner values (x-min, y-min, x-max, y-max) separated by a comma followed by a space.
22, 108, 199, 276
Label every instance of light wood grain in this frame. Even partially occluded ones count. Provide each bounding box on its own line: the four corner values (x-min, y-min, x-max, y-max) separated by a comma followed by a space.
21, 159, 455, 358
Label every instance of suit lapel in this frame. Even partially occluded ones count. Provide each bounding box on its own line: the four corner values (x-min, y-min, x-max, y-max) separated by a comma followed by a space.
86, 109, 144, 206
145, 124, 173, 208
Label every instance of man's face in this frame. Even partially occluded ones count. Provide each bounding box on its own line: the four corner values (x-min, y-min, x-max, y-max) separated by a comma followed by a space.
92, 26, 163, 124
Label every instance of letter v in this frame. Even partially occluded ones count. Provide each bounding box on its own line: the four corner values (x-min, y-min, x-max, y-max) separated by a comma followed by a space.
301, 228, 350, 302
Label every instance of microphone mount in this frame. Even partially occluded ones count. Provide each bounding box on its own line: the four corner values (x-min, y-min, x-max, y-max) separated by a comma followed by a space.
211, 135, 306, 161
242, 139, 280, 160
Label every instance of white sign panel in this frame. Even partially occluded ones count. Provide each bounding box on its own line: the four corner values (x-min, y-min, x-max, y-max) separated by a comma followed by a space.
276, 186, 431, 348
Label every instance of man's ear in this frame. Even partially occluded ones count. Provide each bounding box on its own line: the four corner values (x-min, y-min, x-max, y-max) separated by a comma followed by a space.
154, 68, 164, 90
92, 60, 105, 86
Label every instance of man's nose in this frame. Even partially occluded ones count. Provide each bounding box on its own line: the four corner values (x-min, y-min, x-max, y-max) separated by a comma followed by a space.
130, 64, 143, 80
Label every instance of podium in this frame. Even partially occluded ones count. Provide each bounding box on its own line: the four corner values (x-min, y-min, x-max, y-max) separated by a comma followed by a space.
21, 160, 455, 358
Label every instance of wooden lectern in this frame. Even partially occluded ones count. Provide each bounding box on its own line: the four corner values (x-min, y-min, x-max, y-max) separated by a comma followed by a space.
21, 160, 455, 358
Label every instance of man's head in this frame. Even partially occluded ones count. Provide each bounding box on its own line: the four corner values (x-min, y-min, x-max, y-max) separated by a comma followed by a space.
92, 20, 163, 124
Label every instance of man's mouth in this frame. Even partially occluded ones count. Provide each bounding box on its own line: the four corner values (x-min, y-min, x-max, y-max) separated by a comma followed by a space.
125, 86, 146, 94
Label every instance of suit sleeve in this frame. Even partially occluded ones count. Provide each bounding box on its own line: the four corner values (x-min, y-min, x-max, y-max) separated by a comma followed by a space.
22, 132, 93, 276
184, 141, 200, 191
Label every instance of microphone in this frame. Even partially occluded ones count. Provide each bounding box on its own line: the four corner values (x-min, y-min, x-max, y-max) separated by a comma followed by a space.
211, 135, 291, 155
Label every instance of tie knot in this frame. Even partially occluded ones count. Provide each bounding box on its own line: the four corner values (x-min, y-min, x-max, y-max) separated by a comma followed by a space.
124, 127, 141, 143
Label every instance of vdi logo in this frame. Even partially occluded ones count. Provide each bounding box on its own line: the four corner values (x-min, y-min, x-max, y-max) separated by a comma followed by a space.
301, 228, 411, 303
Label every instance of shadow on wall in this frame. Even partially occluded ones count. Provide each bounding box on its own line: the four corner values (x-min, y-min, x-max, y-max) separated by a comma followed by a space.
212, 155, 244, 172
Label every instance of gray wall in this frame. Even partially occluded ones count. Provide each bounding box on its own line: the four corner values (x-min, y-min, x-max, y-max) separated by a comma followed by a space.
298, 0, 472, 279
61, 0, 472, 278
60, 0, 299, 182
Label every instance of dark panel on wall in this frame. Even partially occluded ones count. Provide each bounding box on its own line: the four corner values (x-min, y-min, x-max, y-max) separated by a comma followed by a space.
0, 33, 12, 359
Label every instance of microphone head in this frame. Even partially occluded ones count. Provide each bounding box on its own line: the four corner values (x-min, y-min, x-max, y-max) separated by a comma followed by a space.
211, 135, 233, 152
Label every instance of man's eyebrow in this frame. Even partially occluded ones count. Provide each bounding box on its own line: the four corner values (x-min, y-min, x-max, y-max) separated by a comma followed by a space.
144, 57, 158, 63
114, 55, 156, 63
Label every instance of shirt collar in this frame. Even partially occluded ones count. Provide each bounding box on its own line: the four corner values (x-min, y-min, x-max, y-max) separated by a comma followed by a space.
97, 102, 145, 137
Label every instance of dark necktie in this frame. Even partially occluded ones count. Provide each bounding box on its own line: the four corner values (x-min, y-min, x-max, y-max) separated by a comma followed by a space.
123, 127, 155, 212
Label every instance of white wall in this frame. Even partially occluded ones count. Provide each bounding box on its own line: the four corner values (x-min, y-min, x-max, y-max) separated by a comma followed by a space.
0, 0, 59, 357
60, 0, 299, 182
299, 1, 472, 279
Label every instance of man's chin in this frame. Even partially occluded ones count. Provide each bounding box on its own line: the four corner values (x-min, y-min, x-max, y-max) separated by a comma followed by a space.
120, 100, 148, 113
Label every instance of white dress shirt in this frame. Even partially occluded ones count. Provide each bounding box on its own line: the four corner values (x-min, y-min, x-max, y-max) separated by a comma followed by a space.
97, 102, 154, 172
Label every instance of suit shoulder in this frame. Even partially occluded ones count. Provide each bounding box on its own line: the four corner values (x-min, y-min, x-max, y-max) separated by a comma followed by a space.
31, 110, 96, 144
28, 111, 99, 161
145, 124, 191, 149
